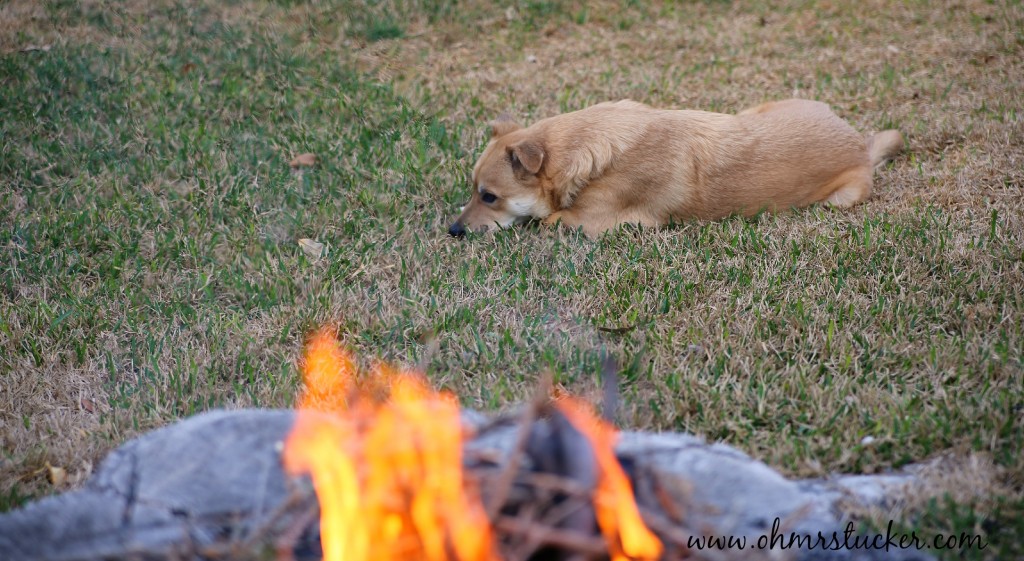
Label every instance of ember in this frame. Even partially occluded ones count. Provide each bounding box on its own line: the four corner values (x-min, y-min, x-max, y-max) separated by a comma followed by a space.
282, 328, 663, 561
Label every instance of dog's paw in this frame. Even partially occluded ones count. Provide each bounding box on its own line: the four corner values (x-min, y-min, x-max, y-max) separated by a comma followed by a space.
541, 212, 565, 226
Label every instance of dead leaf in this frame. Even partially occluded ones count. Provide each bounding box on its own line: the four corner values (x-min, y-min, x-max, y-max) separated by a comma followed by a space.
47, 464, 67, 487
80, 398, 94, 413
298, 238, 325, 260
290, 153, 317, 168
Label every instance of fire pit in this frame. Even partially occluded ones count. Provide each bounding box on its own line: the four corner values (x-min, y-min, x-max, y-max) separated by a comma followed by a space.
0, 331, 933, 561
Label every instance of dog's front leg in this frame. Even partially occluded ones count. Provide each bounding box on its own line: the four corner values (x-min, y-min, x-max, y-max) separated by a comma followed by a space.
542, 210, 589, 234
541, 211, 565, 226
542, 210, 612, 237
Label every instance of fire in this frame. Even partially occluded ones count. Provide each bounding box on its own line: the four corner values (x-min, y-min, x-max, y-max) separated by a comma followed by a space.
283, 330, 494, 561
283, 328, 663, 561
557, 398, 663, 561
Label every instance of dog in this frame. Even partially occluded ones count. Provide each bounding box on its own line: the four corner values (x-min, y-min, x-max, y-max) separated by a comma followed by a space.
448, 99, 902, 237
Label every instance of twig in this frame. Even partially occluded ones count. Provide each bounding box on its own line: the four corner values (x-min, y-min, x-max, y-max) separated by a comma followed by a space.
239, 484, 312, 551
516, 471, 591, 496
485, 371, 552, 521
274, 502, 321, 561
496, 516, 607, 558
504, 503, 540, 560
651, 470, 686, 524
534, 493, 595, 537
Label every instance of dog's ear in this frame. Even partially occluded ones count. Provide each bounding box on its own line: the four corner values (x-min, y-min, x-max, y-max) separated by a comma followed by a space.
508, 140, 544, 175
490, 114, 522, 138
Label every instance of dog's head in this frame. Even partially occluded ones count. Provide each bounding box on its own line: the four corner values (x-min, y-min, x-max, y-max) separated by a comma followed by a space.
448, 116, 553, 237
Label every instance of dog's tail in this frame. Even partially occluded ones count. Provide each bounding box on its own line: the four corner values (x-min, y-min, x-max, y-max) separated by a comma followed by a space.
867, 130, 904, 168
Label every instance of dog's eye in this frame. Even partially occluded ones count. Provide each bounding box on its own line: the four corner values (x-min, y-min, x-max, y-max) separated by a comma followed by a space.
481, 191, 497, 204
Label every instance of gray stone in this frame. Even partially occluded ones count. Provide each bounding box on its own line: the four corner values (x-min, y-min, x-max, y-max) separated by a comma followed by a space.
0, 410, 300, 561
617, 432, 931, 561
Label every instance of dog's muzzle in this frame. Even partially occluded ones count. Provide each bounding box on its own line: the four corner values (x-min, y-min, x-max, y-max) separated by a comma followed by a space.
448, 222, 466, 238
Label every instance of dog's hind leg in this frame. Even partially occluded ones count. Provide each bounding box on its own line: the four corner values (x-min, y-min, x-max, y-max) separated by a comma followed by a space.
822, 167, 874, 208
867, 130, 904, 168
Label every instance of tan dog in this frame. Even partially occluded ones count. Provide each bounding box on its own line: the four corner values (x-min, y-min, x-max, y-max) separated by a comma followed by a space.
448, 99, 902, 237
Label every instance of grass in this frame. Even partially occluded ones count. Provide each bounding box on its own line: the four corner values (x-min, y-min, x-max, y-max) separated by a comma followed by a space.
1, 0, 1022, 558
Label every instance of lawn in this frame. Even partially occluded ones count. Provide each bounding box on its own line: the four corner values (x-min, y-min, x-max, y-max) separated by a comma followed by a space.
0, 0, 1021, 558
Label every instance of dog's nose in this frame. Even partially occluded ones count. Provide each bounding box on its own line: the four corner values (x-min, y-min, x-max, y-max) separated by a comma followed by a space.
448, 222, 466, 238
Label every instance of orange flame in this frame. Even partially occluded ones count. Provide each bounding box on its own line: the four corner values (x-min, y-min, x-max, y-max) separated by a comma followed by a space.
556, 398, 664, 561
283, 330, 495, 561
283, 329, 663, 561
